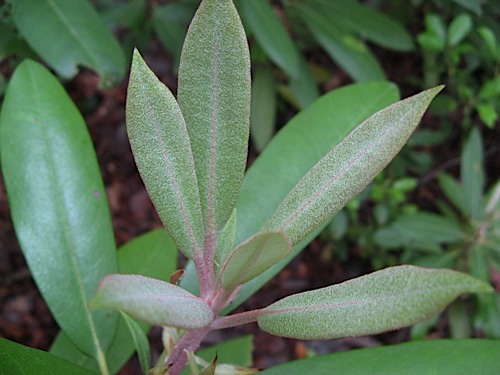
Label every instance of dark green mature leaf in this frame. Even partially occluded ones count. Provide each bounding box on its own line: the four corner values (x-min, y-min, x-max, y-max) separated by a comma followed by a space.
219, 231, 291, 289
178, 0, 251, 237
264, 86, 443, 246
250, 64, 276, 152
91, 274, 214, 329
296, 2, 385, 82
0, 338, 96, 375
0, 60, 117, 357
239, 0, 301, 78
202, 82, 400, 312
307, 0, 415, 51
258, 266, 493, 340
10, 0, 126, 85
127, 49, 204, 261
260, 339, 500, 375
50, 229, 178, 373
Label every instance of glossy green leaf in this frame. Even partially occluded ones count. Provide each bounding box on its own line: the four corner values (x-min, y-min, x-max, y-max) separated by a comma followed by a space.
448, 14, 473, 46
461, 127, 485, 221
0, 60, 117, 357
126, 49, 204, 260
258, 266, 493, 340
178, 0, 251, 236
239, 0, 300, 78
50, 229, 178, 373
209, 82, 400, 312
260, 339, 500, 375
307, 0, 414, 51
91, 274, 214, 329
250, 64, 276, 152
121, 312, 151, 375
296, 2, 385, 82
0, 338, 95, 375
219, 231, 292, 289
264, 86, 443, 246
10, 0, 125, 85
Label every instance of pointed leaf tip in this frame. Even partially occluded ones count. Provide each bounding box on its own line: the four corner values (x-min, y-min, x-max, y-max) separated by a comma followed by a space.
258, 265, 491, 340
264, 85, 444, 245
126, 49, 204, 260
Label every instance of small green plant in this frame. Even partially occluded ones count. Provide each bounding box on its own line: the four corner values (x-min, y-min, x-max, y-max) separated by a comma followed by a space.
0, 1, 498, 374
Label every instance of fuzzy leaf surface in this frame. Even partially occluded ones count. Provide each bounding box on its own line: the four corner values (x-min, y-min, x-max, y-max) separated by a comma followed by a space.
219, 231, 292, 289
264, 86, 443, 246
10, 0, 125, 84
0, 60, 117, 357
91, 274, 214, 329
181, 82, 400, 310
126, 49, 203, 260
177, 0, 251, 236
50, 230, 178, 373
258, 265, 493, 339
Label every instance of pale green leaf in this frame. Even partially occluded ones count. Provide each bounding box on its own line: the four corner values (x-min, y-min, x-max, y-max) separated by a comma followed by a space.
239, 0, 301, 78
258, 266, 493, 340
50, 229, 178, 374
448, 14, 473, 46
297, 2, 385, 82
438, 173, 466, 214
126, 49, 204, 260
178, 0, 251, 235
461, 127, 485, 221
264, 86, 443, 246
184, 82, 400, 311
219, 231, 292, 289
10, 0, 125, 85
0, 60, 117, 357
91, 274, 214, 329
120, 312, 151, 375
260, 339, 500, 374
307, 0, 414, 51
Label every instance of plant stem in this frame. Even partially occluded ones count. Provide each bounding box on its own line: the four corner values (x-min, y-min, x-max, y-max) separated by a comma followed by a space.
165, 327, 211, 375
210, 308, 265, 330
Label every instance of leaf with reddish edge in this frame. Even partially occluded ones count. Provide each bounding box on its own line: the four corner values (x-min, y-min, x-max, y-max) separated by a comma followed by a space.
90, 274, 214, 329
219, 231, 292, 289
263, 86, 444, 246
126, 49, 204, 262
257, 265, 493, 340
177, 0, 251, 245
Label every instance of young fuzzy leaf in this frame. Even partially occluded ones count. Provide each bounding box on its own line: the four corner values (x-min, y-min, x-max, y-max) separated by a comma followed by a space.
264, 86, 443, 246
219, 231, 292, 289
90, 274, 214, 329
257, 265, 493, 340
215, 209, 237, 274
177, 0, 251, 237
126, 49, 203, 260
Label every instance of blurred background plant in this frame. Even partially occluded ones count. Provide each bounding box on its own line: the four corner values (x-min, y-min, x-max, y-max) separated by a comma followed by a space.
0, 0, 499, 369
